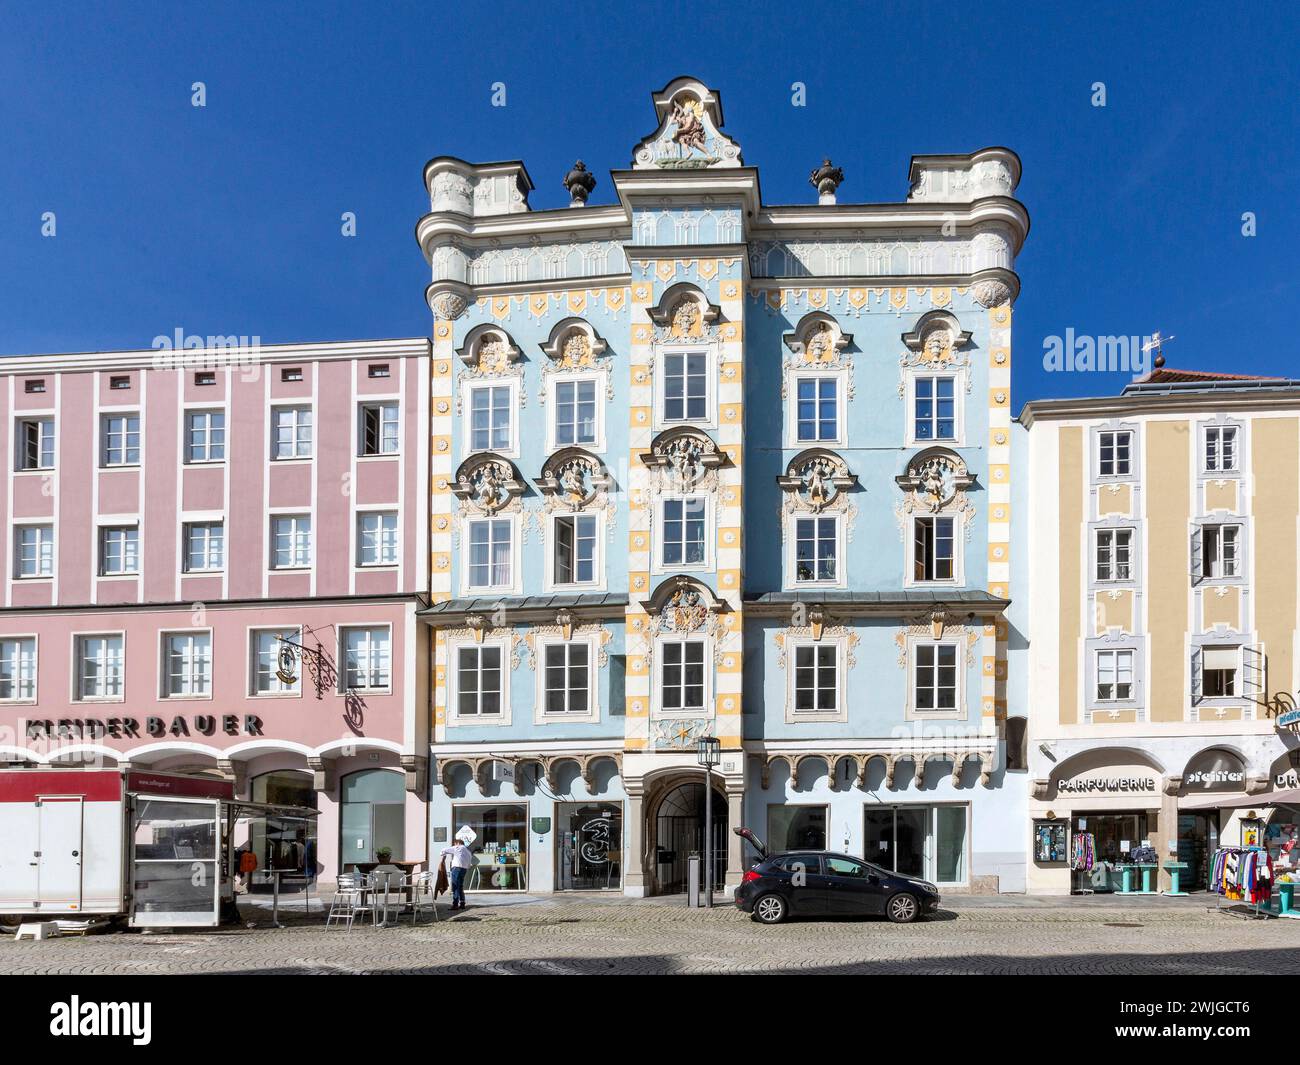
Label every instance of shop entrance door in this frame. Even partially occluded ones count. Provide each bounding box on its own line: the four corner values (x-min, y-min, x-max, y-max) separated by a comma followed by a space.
1177, 812, 1218, 891
864, 806, 926, 878
556, 802, 623, 891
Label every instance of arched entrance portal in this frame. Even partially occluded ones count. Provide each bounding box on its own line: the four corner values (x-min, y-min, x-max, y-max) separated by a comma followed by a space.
650, 780, 728, 895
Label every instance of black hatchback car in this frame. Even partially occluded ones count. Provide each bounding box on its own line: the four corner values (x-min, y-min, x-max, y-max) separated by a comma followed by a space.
731, 828, 940, 924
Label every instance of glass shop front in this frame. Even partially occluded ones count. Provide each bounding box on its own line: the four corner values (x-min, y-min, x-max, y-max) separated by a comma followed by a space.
556, 801, 623, 891
247, 770, 318, 890
865, 804, 969, 886
452, 803, 529, 891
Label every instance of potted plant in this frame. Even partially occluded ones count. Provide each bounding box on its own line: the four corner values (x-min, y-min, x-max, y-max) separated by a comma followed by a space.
375, 847, 393, 864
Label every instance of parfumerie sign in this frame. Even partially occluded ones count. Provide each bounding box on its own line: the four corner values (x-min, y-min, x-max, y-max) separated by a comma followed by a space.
1057, 776, 1157, 794
24, 715, 265, 740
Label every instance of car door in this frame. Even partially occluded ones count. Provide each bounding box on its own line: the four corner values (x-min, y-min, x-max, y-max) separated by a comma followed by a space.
823, 855, 886, 916
777, 854, 830, 916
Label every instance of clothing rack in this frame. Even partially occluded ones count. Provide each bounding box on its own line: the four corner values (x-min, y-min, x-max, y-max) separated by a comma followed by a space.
1211, 845, 1273, 919
1071, 830, 1096, 896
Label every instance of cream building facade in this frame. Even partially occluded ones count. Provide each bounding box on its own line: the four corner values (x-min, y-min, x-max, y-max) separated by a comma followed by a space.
1021, 365, 1300, 894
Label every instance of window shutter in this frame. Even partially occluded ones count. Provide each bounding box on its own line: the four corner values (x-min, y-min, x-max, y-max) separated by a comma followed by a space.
1190, 646, 1203, 705
1189, 526, 1203, 583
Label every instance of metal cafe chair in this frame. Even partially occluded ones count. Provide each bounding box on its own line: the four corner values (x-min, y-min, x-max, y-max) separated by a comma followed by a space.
406, 870, 439, 924
326, 873, 376, 930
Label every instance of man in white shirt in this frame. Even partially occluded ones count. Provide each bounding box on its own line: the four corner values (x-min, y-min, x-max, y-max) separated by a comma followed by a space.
440, 840, 473, 910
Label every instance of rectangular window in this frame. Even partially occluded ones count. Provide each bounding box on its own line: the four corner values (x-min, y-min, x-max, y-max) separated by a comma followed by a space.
357, 512, 398, 566
1096, 649, 1135, 702
0, 637, 36, 701
793, 644, 838, 713
543, 642, 590, 715
1205, 426, 1238, 472
272, 406, 312, 459
24, 380, 45, 394
368, 364, 390, 379
661, 498, 706, 566
17, 418, 54, 471
794, 516, 837, 583
795, 377, 838, 442
185, 410, 226, 463
1203, 646, 1238, 698
99, 526, 140, 576
469, 385, 512, 452
660, 639, 706, 713
100, 413, 141, 466
109, 375, 131, 391
15, 525, 54, 578
342, 627, 391, 690
1202, 524, 1239, 579
270, 515, 312, 569
913, 516, 956, 582
183, 521, 224, 572
555, 379, 598, 446
360, 402, 399, 456
915, 643, 958, 711
76, 635, 124, 700
467, 518, 512, 589
914, 376, 955, 441
251, 629, 300, 694
163, 632, 212, 697
663, 351, 707, 422
194, 371, 216, 386
457, 645, 502, 717
1096, 528, 1133, 581
554, 513, 598, 585
281, 367, 303, 383
1098, 430, 1133, 477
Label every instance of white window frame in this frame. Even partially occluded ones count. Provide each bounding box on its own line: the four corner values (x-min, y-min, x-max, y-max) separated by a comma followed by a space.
270, 405, 313, 461
1095, 527, 1135, 583
905, 636, 964, 720
534, 634, 599, 724
269, 514, 312, 571
785, 512, 845, 589
905, 371, 963, 447
98, 524, 140, 577
73, 632, 125, 703
786, 368, 846, 448
15, 417, 55, 472
1200, 645, 1241, 701
546, 510, 604, 591
785, 636, 847, 723
449, 637, 511, 726
339, 624, 393, 693
356, 511, 399, 568
182, 520, 225, 573
358, 401, 400, 457
461, 379, 519, 458
0, 635, 38, 702
462, 515, 520, 595
249, 627, 302, 697
654, 344, 716, 430
160, 629, 213, 700
1095, 647, 1136, 703
652, 634, 712, 718
547, 370, 607, 453
184, 409, 226, 464
14, 523, 54, 579
653, 493, 713, 574
908, 514, 961, 586
1200, 523, 1241, 580
99, 412, 141, 467
1204, 424, 1239, 474
1096, 429, 1135, 479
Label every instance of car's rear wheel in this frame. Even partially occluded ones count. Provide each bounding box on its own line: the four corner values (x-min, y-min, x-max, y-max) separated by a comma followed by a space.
752, 893, 787, 924
885, 892, 920, 923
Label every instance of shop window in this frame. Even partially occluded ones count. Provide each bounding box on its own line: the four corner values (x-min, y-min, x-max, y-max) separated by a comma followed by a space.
340, 769, 404, 870
865, 805, 967, 885
248, 770, 318, 887
556, 802, 622, 891
768, 804, 827, 852
451, 804, 528, 891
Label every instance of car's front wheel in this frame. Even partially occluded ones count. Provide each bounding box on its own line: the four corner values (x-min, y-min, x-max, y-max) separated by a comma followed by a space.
885, 892, 920, 924
752, 893, 787, 925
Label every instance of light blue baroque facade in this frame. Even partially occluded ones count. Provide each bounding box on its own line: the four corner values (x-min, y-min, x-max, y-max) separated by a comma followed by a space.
417, 78, 1030, 896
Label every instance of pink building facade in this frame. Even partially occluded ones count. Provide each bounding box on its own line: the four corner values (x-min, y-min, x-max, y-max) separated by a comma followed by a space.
0, 339, 431, 883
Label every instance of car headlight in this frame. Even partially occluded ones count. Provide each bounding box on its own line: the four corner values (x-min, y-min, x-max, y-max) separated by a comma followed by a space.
918, 881, 938, 894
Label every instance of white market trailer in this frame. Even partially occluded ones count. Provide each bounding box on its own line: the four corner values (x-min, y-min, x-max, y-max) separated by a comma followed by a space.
0, 767, 237, 927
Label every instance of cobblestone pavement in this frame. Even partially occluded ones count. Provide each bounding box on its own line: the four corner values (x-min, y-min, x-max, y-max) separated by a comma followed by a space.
7, 894, 1300, 974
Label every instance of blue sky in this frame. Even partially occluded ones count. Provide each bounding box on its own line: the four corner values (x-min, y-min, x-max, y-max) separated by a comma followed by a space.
2, 1, 1296, 401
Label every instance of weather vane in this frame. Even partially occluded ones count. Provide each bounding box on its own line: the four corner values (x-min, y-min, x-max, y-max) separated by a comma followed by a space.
1141, 330, 1175, 368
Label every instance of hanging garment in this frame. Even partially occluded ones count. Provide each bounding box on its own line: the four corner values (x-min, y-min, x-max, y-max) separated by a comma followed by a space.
1072, 831, 1096, 872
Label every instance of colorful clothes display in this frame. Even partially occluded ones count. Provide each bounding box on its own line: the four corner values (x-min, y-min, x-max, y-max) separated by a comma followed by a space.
1071, 831, 1096, 872
1211, 846, 1272, 903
